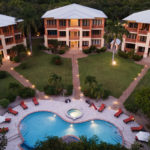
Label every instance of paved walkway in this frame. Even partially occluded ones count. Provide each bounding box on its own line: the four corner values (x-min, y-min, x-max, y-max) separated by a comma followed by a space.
0, 60, 45, 99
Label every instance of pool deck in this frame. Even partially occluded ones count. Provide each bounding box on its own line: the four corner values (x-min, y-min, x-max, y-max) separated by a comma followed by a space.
0, 97, 139, 150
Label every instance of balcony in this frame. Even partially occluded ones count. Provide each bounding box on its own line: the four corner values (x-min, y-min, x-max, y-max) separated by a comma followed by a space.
69, 36, 79, 40
0, 45, 3, 49
127, 27, 137, 32
82, 26, 90, 29
136, 51, 144, 56
125, 48, 132, 52
91, 34, 102, 38
6, 41, 14, 45
92, 25, 103, 28
4, 32, 13, 37
14, 29, 21, 33
125, 38, 136, 43
82, 46, 89, 49
15, 38, 24, 44
137, 40, 146, 43
58, 26, 66, 29
47, 25, 57, 28
47, 35, 57, 38
139, 30, 148, 35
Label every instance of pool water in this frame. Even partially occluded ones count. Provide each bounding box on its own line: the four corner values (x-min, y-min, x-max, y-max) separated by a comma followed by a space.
20, 111, 122, 149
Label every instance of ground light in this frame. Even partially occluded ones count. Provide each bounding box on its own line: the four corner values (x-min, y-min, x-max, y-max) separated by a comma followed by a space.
112, 60, 117, 66
27, 51, 31, 56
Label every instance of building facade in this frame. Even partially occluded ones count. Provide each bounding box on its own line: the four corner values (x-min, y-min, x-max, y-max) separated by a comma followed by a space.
0, 14, 26, 59
42, 4, 107, 51
122, 10, 150, 58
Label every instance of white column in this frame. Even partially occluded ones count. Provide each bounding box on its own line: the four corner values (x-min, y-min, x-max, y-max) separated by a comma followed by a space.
121, 38, 125, 51
0, 35, 7, 59
44, 35, 48, 47
101, 38, 104, 47
144, 33, 150, 58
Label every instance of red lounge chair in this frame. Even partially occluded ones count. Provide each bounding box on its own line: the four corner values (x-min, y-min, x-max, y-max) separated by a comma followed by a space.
123, 115, 134, 124
8, 108, 18, 115
131, 125, 143, 132
32, 97, 39, 105
0, 127, 9, 133
114, 108, 123, 117
20, 101, 28, 109
98, 103, 106, 112
5, 118, 11, 123
90, 103, 97, 110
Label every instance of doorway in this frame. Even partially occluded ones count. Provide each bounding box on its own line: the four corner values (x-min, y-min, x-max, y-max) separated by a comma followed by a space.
70, 41, 78, 49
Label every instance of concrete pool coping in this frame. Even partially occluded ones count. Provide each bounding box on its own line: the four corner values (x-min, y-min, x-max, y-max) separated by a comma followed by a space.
0, 98, 139, 150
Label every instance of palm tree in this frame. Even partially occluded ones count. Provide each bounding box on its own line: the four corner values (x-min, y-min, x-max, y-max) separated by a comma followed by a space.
48, 73, 62, 86
104, 20, 129, 64
16, 3, 39, 54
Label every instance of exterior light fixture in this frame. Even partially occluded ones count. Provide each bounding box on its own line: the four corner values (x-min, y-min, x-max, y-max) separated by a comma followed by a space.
112, 60, 117, 66
27, 51, 31, 56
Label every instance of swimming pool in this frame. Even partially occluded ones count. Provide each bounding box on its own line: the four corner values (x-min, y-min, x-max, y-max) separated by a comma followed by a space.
20, 111, 122, 149
66, 108, 83, 120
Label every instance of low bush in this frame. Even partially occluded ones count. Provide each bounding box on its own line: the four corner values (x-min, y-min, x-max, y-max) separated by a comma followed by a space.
133, 54, 143, 61
19, 51, 27, 59
124, 101, 139, 113
64, 85, 73, 96
0, 98, 10, 108
102, 90, 111, 100
100, 47, 107, 52
9, 82, 20, 89
89, 46, 97, 53
19, 62, 28, 69
0, 71, 7, 79
127, 49, 135, 59
44, 85, 62, 95
19, 87, 35, 98
118, 50, 128, 59
58, 50, 65, 55
6, 92, 17, 102
14, 56, 20, 62
83, 49, 91, 54
51, 56, 62, 65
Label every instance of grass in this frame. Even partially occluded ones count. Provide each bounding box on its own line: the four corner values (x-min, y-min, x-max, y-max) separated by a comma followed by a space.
78, 52, 143, 98
124, 69, 150, 112
15, 39, 72, 91
0, 72, 22, 99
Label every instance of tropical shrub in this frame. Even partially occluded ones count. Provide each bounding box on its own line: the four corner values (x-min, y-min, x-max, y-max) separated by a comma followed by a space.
0, 71, 7, 79
6, 92, 17, 102
13, 56, 20, 62
83, 49, 91, 54
19, 87, 35, 98
133, 55, 143, 61
44, 85, 56, 95
118, 50, 128, 59
102, 90, 111, 100
0, 98, 10, 108
58, 50, 65, 55
19, 62, 29, 69
51, 56, 62, 65
9, 82, 20, 89
64, 84, 73, 96
96, 47, 107, 53
127, 49, 135, 59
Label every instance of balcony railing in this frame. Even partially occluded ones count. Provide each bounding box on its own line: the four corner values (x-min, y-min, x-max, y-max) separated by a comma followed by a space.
82, 46, 89, 49
47, 25, 57, 28
136, 51, 144, 56
6, 41, 14, 45
139, 30, 148, 35
0, 45, 3, 49
82, 26, 90, 29
15, 38, 24, 44
92, 25, 103, 28
125, 38, 136, 43
47, 35, 57, 38
137, 40, 146, 43
69, 36, 79, 40
127, 27, 138, 32
4, 32, 13, 36
91, 34, 102, 38
125, 48, 132, 52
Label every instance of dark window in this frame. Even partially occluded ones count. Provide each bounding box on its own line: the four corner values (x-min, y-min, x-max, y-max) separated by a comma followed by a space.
141, 24, 149, 31
15, 34, 21, 40
59, 31, 66, 37
92, 19, 102, 26
92, 39, 100, 45
0, 40, 2, 46
92, 30, 101, 35
83, 31, 89, 36
59, 20, 66, 26
82, 20, 90, 26
82, 41, 89, 46
5, 38, 13, 44
127, 33, 137, 39
3, 27, 9, 33
47, 20, 56, 26
140, 36, 147, 42
128, 23, 138, 28
138, 46, 145, 52
126, 43, 135, 49
48, 30, 57, 36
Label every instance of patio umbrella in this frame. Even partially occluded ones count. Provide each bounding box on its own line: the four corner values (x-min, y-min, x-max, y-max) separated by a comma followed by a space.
136, 131, 150, 142
0, 116, 5, 123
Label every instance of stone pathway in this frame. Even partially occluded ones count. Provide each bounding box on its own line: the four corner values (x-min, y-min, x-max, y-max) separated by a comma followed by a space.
0, 60, 45, 99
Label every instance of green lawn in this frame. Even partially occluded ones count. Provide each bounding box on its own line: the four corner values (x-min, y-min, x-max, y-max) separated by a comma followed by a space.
124, 69, 150, 112
15, 39, 72, 91
78, 52, 143, 98
0, 72, 22, 99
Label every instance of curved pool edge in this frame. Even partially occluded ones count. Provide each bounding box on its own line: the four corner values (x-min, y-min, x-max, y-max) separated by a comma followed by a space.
17, 110, 125, 150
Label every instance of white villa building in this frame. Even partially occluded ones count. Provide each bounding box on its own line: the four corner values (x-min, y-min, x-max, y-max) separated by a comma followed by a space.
0, 14, 26, 59
42, 3, 107, 51
121, 10, 150, 58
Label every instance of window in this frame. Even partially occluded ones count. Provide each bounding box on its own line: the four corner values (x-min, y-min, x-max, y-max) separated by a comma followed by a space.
127, 33, 137, 39
83, 31, 89, 37
5, 37, 13, 44
0, 39, 2, 46
47, 30, 57, 36
92, 30, 101, 35
128, 23, 138, 28
92, 19, 102, 26
125, 43, 135, 49
59, 20, 66, 27
59, 31, 66, 37
82, 20, 90, 26
82, 41, 89, 46
3, 27, 9, 33
140, 36, 147, 42
47, 20, 56, 26
138, 46, 145, 52
92, 39, 100, 45
141, 24, 149, 31
15, 34, 21, 40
